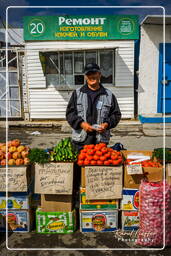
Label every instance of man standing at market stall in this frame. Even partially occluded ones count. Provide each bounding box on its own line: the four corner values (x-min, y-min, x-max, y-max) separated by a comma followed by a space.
66, 63, 121, 151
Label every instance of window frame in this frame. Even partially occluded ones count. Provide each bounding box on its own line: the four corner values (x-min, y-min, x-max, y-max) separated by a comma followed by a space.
44, 49, 115, 90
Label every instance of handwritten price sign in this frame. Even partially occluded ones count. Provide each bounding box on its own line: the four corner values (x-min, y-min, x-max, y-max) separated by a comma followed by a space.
127, 164, 143, 175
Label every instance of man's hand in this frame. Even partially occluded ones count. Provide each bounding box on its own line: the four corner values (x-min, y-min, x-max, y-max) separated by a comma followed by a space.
80, 122, 94, 132
96, 123, 109, 133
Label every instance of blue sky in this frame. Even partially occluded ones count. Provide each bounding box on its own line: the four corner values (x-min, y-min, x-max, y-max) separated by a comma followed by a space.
0, 0, 170, 27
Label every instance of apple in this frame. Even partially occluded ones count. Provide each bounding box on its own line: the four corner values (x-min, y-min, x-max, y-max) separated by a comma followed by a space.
1, 145, 7, 153
0, 151, 5, 160
8, 159, 16, 165
24, 158, 30, 165
5, 152, 12, 160
11, 139, 20, 147
12, 152, 21, 160
1, 159, 6, 166
16, 158, 24, 166
0, 143, 5, 149
7, 141, 12, 147
21, 151, 29, 159
17, 145, 25, 153
9, 146, 17, 153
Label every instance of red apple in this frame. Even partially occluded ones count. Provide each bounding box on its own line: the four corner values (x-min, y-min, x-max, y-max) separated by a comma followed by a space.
11, 139, 20, 147
12, 152, 21, 160
17, 145, 25, 153
16, 158, 24, 166
1, 145, 7, 153
1, 159, 6, 166
8, 159, 16, 165
24, 158, 30, 165
21, 151, 29, 159
7, 141, 12, 147
0, 151, 5, 160
5, 152, 12, 160
9, 146, 17, 153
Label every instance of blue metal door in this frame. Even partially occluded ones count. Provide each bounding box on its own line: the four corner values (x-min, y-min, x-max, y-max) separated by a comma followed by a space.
158, 43, 171, 113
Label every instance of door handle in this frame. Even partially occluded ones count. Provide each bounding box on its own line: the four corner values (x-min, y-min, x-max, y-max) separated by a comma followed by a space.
161, 79, 171, 85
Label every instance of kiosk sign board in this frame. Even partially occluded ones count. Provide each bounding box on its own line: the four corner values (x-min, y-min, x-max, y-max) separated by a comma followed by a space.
24, 15, 139, 41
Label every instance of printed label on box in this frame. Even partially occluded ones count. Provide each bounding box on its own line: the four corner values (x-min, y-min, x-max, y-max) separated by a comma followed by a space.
80, 188, 119, 210
122, 211, 139, 230
36, 208, 76, 234
121, 189, 139, 210
0, 195, 30, 210
0, 210, 30, 232
80, 210, 118, 232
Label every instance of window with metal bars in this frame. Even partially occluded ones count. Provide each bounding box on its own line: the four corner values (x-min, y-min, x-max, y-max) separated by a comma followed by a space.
40, 49, 115, 88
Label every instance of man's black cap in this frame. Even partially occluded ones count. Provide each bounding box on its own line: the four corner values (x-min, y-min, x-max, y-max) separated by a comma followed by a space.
84, 63, 100, 75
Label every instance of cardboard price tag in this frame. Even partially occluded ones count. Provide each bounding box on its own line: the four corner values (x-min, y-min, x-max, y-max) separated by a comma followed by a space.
167, 164, 171, 177
127, 164, 143, 175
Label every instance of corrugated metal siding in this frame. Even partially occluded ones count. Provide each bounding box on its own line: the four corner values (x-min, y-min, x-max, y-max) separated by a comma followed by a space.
29, 87, 134, 119
25, 40, 134, 119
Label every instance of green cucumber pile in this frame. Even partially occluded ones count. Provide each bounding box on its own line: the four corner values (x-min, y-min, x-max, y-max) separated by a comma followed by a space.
50, 138, 78, 162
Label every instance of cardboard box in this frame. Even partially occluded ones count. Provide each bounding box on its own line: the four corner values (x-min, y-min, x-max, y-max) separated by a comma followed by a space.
81, 166, 123, 199
0, 165, 32, 192
36, 208, 76, 234
124, 166, 163, 189
122, 150, 163, 189
0, 193, 31, 210
41, 194, 73, 212
0, 210, 31, 232
80, 188, 119, 210
121, 150, 153, 160
35, 162, 74, 194
122, 211, 139, 231
121, 189, 139, 211
80, 210, 118, 232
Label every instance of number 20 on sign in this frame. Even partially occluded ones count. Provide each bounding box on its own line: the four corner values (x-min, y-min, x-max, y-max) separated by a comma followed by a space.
28, 19, 45, 36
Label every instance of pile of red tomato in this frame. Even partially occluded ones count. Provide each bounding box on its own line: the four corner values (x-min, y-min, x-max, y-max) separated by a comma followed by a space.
125, 159, 162, 167
77, 143, 123, 166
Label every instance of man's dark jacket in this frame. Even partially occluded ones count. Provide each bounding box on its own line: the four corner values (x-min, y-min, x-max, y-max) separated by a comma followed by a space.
66, 84, 121, 133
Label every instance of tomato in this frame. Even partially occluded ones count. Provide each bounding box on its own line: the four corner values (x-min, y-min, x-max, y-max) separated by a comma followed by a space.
117, 158, 122, 165
91, 160, 97, 165
100, 156, 106, 161
84, 159, 90, 165
93, 155, 99, 161
108, 159, 113, 164
80, 149, 87, 153
105, 153, 111, 159
104, 160, 110, 165
101, 147, 108, 154
112, 160, 120, 165
94, 145, 101, 151
87, 155, 93, 161
77, 160, 84, 166
78, 153, 86, 160
87, 149, 95, 155
87, 144, 95, 149
111, 154, 118, 160
97, 160, 103, 165
108, 148, 113, 152
83, 145, 89, 149
99, 143, 106, 148
96, 150, 102, 156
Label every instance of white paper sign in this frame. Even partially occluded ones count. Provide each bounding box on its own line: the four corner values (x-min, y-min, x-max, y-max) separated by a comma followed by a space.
85, 166, 123, 200
35, 163, 73, 194
0, 167, 28, 192
127, 164, 143, 175
167, 163, 171, 177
